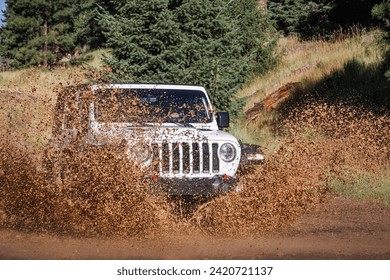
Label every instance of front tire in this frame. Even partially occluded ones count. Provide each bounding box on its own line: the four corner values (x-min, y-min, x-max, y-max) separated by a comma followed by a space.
43, 146, 73, 188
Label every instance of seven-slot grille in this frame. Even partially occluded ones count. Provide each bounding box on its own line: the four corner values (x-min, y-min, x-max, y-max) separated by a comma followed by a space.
151, 142, 219, 175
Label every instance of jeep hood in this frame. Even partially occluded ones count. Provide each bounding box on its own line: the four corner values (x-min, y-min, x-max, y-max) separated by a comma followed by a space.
90, 122, 239, 144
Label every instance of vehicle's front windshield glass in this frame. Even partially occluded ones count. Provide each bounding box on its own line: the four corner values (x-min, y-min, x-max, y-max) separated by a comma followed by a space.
93, 88, 212, 124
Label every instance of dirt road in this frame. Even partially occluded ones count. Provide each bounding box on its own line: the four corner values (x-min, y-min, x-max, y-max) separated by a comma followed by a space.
0, 196, 389, 260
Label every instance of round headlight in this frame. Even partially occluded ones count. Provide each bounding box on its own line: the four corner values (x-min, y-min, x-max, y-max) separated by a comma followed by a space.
219, 143, 236, 162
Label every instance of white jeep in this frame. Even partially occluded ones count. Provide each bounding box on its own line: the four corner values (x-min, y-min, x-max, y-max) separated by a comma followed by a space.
44, 83, 264, 195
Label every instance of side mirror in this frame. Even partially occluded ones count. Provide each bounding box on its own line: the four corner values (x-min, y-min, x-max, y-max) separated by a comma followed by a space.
216, 112, 230, 128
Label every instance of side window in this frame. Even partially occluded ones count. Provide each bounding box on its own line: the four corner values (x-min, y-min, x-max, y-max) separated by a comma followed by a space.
62, 112, 73, 129
62, 92, 80, 130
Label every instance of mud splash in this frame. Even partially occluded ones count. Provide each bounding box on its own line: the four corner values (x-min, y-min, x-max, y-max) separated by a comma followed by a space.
0, 136, 331, 238
0, 88, 389, 239
192, 138, 331, 236
0, 139, 174, 237
283, 101, 390, 170
192, 100, 390, 236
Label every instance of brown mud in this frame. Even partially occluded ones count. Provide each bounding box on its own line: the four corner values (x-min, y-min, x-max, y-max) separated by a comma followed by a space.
0, 197, 389, 259
0, 87, 389, 259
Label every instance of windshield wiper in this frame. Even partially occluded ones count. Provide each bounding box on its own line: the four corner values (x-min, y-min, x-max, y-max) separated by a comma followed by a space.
169, 122, 195, 128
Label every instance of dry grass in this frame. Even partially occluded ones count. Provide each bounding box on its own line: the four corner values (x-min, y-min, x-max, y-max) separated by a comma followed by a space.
231, 31, 386, 149
238, 31, 384, 111
0, 67, 87, 100
0, 49, 109, 100
0, 49, 110, 148
84, 49, 111, 69
0, 68, 88, 148
230, 30, 390, 206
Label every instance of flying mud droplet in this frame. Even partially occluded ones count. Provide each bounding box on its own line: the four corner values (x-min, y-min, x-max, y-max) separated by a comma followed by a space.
0, 84, 389, 238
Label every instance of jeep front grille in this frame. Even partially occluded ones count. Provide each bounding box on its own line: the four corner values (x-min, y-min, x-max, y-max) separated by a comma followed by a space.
151, 142, 219, 175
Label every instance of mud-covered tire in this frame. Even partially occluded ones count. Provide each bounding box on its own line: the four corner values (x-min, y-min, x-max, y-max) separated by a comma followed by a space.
42, 147, 73, 188
52, 151, 67, 187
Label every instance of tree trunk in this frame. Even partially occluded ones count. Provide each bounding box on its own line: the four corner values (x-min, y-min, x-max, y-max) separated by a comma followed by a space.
43, 19, 48, 67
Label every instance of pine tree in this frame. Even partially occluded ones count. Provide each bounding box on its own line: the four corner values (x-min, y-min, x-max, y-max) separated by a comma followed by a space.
0, 0, 106, 68
99, 0, 277, 117
372, 1, 390, 79
73, 0, 111, 50
268, 0, 384, 39
99, 0, 183, 81
268, 0, 333, 39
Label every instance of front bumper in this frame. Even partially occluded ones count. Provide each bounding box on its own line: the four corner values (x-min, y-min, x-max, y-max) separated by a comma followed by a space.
147, 175, 237, 195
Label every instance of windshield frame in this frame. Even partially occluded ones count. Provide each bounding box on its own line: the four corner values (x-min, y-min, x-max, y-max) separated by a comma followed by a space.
90, 84, 215, 126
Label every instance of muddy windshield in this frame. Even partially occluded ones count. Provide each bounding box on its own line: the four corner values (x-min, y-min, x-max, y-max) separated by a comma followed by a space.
93, 88, 212, 124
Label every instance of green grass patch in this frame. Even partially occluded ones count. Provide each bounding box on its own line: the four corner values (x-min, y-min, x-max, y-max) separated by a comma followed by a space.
329, 168, 390, 206
229, 111, 285, 156
84, 49, 111, 69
